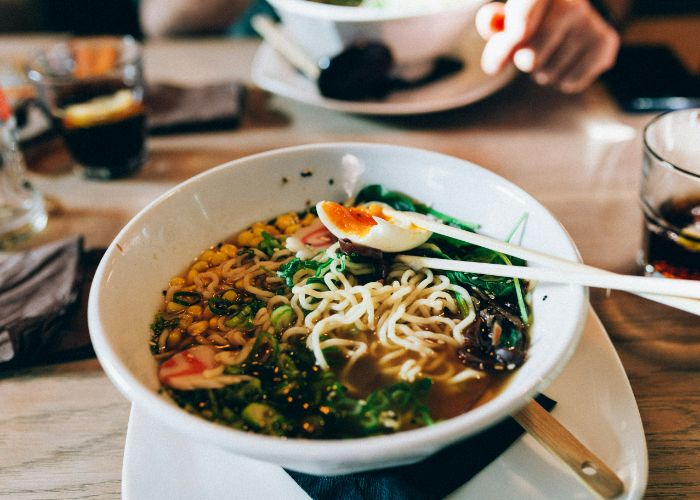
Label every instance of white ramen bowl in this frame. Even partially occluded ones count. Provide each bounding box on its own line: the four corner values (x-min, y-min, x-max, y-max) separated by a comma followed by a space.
88, 143, 587, 475
266, 0, 487, 77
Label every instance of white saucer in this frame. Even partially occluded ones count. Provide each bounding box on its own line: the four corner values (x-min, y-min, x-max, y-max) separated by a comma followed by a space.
122, 307, 648, 499
250, 30, 517, 116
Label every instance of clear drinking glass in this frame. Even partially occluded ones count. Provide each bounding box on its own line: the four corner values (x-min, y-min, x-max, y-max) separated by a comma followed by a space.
640, 107, 700, 280
0, 87, 47, 249
27, 36, 147, 180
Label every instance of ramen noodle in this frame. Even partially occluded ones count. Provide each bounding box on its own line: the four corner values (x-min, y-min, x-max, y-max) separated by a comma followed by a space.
150, 185, 530, 438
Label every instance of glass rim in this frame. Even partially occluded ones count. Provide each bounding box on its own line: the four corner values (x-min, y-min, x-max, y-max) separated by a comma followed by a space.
26, 35, 141, 83
643, 107, 700, 181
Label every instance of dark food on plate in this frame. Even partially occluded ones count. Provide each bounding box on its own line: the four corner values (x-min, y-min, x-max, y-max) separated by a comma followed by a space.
317, 42, 464, 101
150, 185, 531, 438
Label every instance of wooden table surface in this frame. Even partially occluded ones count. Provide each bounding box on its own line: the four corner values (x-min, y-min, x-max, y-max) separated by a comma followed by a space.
1, 17, 699, 499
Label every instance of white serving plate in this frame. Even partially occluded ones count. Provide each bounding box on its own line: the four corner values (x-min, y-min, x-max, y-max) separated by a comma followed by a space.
251, 28, 517, 115
122, 308, 647, 499
89, 143, 586, 475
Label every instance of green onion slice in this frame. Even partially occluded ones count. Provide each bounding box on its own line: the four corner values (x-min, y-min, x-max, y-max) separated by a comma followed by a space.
172, 291, 202, 306
271, 305, 295, 333
208, 295, 236, 315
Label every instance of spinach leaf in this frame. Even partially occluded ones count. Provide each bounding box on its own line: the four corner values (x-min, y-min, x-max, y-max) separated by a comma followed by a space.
355, 184, 419, 212
354, 184, 479, 231
411, 237, 525, 299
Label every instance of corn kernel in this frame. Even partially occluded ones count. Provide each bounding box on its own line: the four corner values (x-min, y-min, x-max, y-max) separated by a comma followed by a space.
202, 307, 214, 319
179, 314, 194, 328
284, 224, 301, 235
169, 276, 186, 287
187, 321, 209, 336
220, 243, 238, 258
237, 231, 255, 246
275, 213, 296, 230
235, 279, 245, 289
250, 235, 263, 246
301, 213, 315, 226
265, 225, 281, 236
252, 226, 265, 237
191, 261, 209, 272
186, 269, 198, 284
222, 290, 238, 302
167, 329, 182, 348
186, 304, 203, 317
166, 301, 185, 313
209, 317, 219, 328
200, 249, 216, 262
209, 251, 228, 266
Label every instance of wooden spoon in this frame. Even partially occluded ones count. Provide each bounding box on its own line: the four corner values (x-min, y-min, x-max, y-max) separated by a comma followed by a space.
513, 400, 625, 498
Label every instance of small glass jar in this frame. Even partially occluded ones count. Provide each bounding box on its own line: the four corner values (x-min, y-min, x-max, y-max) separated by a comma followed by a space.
0, 86, 47, 249
639, 107, 700, 280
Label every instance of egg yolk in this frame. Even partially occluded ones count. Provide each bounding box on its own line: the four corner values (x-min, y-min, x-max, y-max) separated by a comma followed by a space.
320, 201, 389, 237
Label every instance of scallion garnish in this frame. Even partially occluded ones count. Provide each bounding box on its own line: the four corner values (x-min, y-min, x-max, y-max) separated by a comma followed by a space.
172, 291, 202, 306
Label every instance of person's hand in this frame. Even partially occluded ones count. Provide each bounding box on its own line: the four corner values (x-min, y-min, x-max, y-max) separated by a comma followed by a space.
475, 0, 620, 93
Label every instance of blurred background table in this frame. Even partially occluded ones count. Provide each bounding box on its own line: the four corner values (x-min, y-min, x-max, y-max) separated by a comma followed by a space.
1, 16, 700, 499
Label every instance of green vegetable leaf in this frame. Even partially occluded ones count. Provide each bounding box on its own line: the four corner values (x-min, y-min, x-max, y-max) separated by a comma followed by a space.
277, 258, 325, 287
149, 314, 180, 353
354, 184, 479, 231
258, 231, 283, 257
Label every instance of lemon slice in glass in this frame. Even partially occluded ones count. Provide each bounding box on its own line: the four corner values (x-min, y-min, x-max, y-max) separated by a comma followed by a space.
63, 89, 140, 128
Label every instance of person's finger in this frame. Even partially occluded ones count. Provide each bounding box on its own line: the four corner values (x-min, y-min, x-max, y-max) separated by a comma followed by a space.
475, 2, 506, 40
480, 0, 550, 75
532, 30, 589, 86
502, 0, 550, 43
512, 0, 576, 73
481, 30, 521, 74
558, 29, 619, 92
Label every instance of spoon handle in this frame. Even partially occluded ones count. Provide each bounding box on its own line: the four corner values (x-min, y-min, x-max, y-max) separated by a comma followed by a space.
251, 15, 321, 81
513, 400, 625, 498
399, 211, 700, 316
397, 255, 700, 300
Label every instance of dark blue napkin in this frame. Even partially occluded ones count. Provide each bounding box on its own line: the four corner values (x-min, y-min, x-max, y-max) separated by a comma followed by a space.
286, 394, 556, 500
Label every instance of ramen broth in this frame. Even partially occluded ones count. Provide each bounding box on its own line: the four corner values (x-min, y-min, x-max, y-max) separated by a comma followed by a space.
150, 186, 530, 438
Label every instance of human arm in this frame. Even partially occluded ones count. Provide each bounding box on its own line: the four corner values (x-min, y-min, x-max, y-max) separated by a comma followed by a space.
475, 0, 632, 93
140, 0, 253, 37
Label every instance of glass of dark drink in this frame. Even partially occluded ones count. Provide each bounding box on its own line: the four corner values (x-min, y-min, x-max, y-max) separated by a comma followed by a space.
27, 36, 146, 180
640, 108, 700, 280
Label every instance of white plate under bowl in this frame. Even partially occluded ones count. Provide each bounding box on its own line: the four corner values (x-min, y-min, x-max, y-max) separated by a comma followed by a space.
251, 29, 517, 115
89, 142, 586, 475
122, 308, 647, 499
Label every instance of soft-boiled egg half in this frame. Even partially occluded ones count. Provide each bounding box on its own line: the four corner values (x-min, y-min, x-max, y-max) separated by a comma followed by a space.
316, 201, 431, 252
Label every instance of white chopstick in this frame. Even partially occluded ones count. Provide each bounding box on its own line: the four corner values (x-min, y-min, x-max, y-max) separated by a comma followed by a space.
397, 256, 700, 300
251, 15, 321, 80
397, 211, 700, 316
